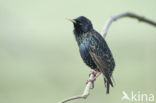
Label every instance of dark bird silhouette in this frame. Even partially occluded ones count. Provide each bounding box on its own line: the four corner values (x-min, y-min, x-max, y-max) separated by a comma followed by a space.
67, 16, 115, 94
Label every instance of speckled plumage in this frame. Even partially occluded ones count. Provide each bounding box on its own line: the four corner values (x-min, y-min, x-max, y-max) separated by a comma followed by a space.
70, 16, 115, 94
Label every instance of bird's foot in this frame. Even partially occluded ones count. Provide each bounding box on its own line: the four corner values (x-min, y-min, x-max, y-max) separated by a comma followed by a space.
86, 77, 96, 88
86, 70, 97, 84
89, 70, 97, 77
86, 77, 96, 84
86, 72, 102, 88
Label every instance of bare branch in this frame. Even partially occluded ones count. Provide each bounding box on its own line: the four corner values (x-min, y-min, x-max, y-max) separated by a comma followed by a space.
59, 70, 96, 103
59, 12, 156, 103
101, 12, 156, 38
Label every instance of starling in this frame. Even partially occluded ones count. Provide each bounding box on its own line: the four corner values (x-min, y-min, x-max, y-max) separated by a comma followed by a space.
67, 16, 115, 94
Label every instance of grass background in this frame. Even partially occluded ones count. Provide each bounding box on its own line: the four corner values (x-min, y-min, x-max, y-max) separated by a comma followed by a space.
0, 0, 156, 103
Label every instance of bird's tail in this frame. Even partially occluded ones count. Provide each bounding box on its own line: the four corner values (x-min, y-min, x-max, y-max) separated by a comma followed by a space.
106, 81, 110, 94
104, 76, 113, 94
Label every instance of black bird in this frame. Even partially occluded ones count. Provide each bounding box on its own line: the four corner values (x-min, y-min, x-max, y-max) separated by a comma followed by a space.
67, 16, 115, 94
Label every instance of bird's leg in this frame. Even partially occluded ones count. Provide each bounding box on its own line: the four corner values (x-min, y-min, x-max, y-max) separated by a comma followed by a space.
94, 72, 102, 79
86, 72, 102, 88
87, 72, 101, 83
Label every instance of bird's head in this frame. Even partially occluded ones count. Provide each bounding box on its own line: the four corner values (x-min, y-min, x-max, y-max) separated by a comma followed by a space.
67, 16, 93, 34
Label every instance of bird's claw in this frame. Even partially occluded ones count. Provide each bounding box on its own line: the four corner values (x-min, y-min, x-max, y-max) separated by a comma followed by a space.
89, 70, 97, 76
86, 77, 96, 84
86, 70, 97, 88
86, 77, 96, 88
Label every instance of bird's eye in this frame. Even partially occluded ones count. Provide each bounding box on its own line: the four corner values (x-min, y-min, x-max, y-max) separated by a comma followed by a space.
76, 20, 82, 25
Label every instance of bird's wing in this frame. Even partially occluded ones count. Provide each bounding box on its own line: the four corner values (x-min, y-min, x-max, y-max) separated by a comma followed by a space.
89, 31, 115, 73
88, 45, 113, 87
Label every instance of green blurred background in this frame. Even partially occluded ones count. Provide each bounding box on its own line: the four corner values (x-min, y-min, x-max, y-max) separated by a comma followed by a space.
0, 0, 156, 103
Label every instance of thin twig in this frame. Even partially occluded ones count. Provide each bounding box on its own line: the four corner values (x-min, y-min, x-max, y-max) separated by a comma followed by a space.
59, 12, 156, 103
101, 12, 156, 38
59, 70, 95, 103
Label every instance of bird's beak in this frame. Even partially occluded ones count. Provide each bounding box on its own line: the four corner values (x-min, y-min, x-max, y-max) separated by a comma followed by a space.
66, 18, 76, 23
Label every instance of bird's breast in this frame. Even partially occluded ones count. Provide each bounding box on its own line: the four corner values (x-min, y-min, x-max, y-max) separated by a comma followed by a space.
79, 42, 96, 69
